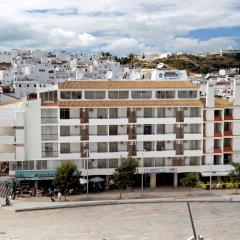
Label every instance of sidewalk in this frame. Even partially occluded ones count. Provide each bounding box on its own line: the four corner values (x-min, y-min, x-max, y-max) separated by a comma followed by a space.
1, 187, 240, 212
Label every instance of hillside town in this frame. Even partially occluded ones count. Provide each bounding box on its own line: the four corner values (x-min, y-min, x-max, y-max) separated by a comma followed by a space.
0, 49, 239, 193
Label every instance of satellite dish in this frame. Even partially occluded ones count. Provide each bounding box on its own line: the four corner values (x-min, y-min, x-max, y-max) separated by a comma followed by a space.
106, 71, 113, 80
157, 63, 164, 69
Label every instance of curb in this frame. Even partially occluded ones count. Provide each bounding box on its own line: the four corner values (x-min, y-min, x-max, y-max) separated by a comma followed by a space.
1, 196, 238, 212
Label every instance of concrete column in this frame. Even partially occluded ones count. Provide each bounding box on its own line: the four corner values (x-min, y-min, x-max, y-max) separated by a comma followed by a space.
174, 172, 178, 187
150, 173, 156, 188
34, 180, 38, 190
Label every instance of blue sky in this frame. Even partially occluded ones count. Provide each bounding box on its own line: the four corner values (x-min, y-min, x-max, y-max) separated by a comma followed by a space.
0, 0, 240, 54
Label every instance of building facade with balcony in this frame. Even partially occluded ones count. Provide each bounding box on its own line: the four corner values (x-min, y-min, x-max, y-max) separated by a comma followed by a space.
0, 70, 240, 188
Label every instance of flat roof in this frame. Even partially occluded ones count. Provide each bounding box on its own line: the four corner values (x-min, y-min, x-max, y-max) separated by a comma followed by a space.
59, 99, 203, 108
59, 80, 199, 90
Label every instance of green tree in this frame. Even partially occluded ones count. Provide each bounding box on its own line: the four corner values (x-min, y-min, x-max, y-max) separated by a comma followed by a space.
229, 162, 240, 194
53, 161, 80, 200
180, 173, 198, 196
113, 157, 138, 199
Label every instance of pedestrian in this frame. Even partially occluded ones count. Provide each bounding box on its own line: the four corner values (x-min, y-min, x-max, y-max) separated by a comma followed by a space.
57, 191, 62, 202
50, 195, 55, 202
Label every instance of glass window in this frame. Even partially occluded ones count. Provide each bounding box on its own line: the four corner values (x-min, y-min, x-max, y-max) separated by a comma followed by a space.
36, 160, 47, 170
97, 142, 108, 153
97, 108, 108, 118
109, 125, 118, 135
156, 91, 175, 99
155, 158, 164, 166
109, 159, 118, 168
42, 143, 58, 157
72, 91, 82, 99
41, 126, 58, 141
131, 91, 152, 99
60, 143, 70, 153
60, 126, 70, 136
109, 142, 118, 152
41, 109, 58, 124
144, 108, 154, 118
60, 108, 70, 119
157, 108, 166, 117
97, 125, 107, 135
98, 159, 107, 168
109, 108, 118, 118
188, 91, 197, 98
108, 91, 129, 99
178, 91, 188, 98
60, 91, 71, 99
85, 91, 105, 99
157, 124, 165, 134
190, 107, 199, 117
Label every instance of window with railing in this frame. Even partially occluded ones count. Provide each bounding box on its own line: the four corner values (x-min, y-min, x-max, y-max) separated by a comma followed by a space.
41, 109, 58, 124
42, 143, 58, 157
41, 126, 58, 141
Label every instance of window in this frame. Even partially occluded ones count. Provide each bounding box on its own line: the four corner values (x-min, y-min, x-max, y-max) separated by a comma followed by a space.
109, 125, 118, 135
157, 124, 165, 134
108, 91, 129, 99
41, 126, 58, 140
144, 142, 152, 151
97, 108, 108, 118
98, 159, 107, 168
40, 91, 57, 103
97, 142, 108, 153
109, 108, 118, 118
60, 143, 70, 153
42, 143, 58, 157
190, 107, 199, 117
109, 159, 118, 168
60, 126, 70, 136
60, 91, 82, 99
144, 108, 154, 118
85, 91, 105, 99
178, 90, 197, 99
144, 125, 152, 134
157, 108, 166, 117
41, 109, 58, 123
97, 125, 107, 135
36, 160, 47, 170
156, 91, 175, 99
131, 91, 152, 99
60, 108, 70, 119
109, 142, 118, 152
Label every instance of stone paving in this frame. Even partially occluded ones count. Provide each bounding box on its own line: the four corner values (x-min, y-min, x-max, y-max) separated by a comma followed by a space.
0, 202, 240, 240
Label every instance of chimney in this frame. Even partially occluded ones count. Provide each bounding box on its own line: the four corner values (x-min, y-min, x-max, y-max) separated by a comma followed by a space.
233, 79, 240, 106
206, 81, 214, 107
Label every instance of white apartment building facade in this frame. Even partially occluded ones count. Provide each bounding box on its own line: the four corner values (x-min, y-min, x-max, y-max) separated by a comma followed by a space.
0, 70, 239, 188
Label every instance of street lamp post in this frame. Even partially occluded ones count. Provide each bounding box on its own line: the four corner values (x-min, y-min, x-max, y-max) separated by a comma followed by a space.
141, 150, 144, 198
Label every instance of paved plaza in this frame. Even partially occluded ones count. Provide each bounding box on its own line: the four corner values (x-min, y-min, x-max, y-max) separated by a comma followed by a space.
0, 202, 240, 240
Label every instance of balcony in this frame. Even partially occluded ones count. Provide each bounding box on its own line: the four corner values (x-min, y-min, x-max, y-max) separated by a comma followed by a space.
214, 116, 222, 121
224, 146, 232, 153
214, 131, 222, 137
224, 115, 233, 121
224, 131, 233, 137
0, 152, 15, 161
0, 136, 15, 144
214, 147, 222, 154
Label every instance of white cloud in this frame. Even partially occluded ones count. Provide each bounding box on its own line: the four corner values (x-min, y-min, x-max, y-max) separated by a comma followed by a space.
0, 0, 240, 53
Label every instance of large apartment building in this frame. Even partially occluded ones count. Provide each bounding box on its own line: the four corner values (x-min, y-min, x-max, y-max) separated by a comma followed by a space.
0, 70, 239, 188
